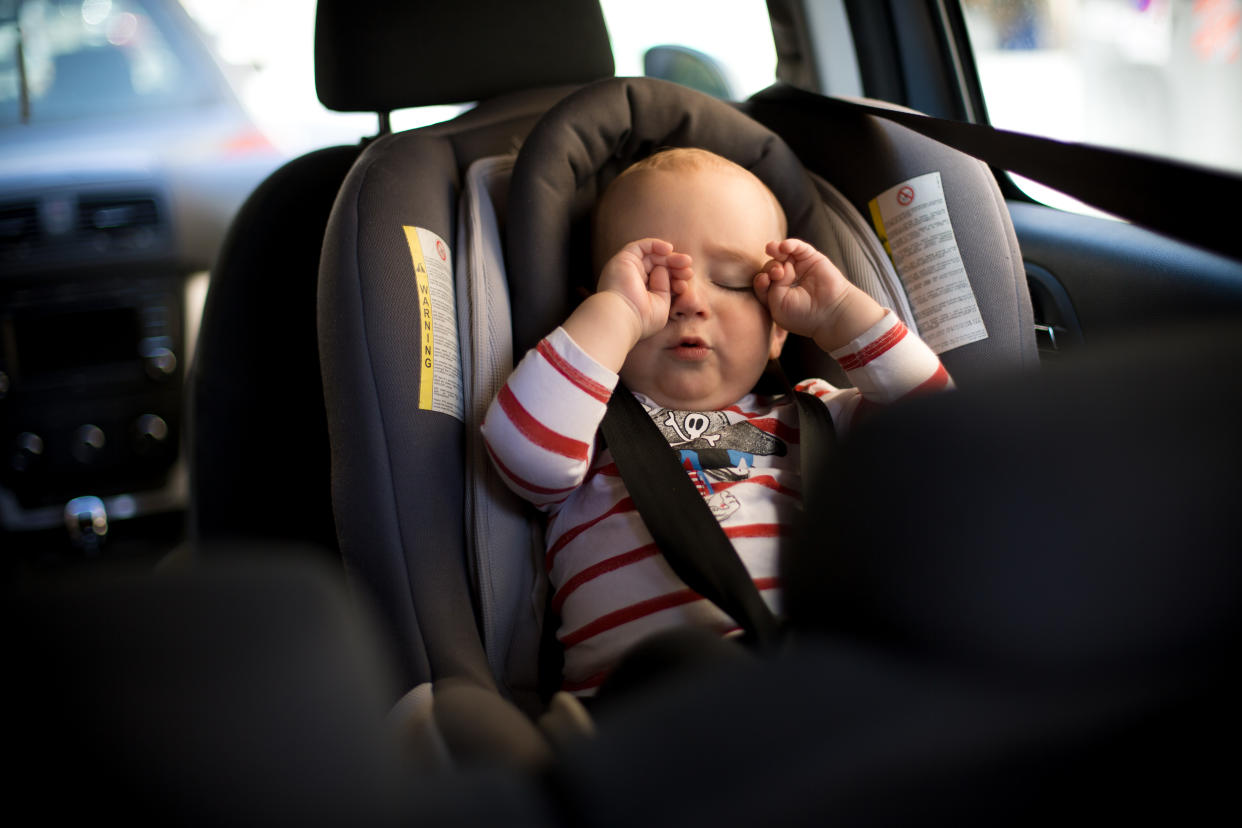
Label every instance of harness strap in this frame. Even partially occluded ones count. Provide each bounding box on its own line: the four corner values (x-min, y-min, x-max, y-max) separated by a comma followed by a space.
599, 378, 835, 649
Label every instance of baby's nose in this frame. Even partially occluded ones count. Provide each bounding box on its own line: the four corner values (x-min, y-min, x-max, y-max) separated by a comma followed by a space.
670, 274, 710, 318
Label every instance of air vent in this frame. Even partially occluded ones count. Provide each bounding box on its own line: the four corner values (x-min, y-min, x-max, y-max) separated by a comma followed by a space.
0, 202, 41, 261
79, 196, 159, 232
77, 195, 162, 250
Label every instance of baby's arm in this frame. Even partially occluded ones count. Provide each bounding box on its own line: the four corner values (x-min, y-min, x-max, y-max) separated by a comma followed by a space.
482, 239, 690, 507
755, 239, 952, 427
562, 238, 692, 372
753, 238, 887, 352
481, 327, 618, 509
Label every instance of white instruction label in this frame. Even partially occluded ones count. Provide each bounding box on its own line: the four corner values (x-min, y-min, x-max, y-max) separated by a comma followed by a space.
403, 225, 464, 421
868, 172, 987, 354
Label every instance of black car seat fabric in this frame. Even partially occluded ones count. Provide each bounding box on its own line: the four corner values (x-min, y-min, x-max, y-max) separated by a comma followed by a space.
320, 68, 1037, 737
315, 0, 612, 115
191, 146, 359, 554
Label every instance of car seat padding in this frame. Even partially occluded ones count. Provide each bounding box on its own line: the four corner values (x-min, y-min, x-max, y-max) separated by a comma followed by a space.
504, 77, 899, 365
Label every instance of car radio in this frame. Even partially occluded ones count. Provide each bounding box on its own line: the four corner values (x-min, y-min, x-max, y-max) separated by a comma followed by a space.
0, 275, 185, 533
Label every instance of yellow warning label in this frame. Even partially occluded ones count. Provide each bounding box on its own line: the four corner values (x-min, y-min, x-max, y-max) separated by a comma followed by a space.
868, 197, 893, 260
404, 226, 435, 411
402, 226, 462, 419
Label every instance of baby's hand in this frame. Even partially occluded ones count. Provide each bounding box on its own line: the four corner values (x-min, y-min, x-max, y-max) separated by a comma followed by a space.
598, 238, 694, 340
754, 238, 885, 352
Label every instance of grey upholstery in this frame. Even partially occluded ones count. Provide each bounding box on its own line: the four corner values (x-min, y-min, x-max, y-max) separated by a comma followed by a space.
319, 73, 1039, 714
190, 0, 613, 563
315, 6, 615, 700
747, 86, 1038, 384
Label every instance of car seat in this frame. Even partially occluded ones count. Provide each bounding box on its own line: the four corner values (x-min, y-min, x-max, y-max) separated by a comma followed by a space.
187, 0, 613, 561
318, 53, 1037, 764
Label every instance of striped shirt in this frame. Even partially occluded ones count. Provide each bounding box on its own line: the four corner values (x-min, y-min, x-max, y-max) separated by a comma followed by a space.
481, 311, 950, 695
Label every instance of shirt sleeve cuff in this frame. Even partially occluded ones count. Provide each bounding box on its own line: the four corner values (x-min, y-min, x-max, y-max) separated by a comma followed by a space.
547, 326, 620, 395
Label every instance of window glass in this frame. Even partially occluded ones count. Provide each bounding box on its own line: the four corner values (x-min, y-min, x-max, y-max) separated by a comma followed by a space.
963, 0, 1242, 213
599, 0, 777, 100
0, 0, 214, 126
175, 0, 777, 156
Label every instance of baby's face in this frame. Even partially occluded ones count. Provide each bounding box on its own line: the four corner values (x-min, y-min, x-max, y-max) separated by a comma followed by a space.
601, 164, 787, 411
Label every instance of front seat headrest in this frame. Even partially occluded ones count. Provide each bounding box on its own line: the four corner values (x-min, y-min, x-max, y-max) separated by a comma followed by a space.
314, 0, 615, 113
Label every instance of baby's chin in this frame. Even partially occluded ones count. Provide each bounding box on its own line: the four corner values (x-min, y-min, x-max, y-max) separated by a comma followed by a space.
626, 383, 757, 412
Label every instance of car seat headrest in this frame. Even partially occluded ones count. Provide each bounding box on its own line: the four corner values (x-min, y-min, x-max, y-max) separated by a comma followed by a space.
314, 0, 615, 113
505, 76, 842, 356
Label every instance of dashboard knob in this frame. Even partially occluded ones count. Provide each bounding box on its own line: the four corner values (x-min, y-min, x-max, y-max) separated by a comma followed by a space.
72, 424, 106, 464
11, 431, 44, 472
143, 346, 177, 380
132, 414, 169, 456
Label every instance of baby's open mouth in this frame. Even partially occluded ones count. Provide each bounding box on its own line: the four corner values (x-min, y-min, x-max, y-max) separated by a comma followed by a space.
670, 337, 710, 359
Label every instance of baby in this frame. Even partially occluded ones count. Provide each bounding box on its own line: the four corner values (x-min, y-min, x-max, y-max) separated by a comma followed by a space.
482, 148, 951, 697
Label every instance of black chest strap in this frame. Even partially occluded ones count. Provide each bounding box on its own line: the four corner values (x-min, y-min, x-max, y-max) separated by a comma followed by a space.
599, 377, 835, 649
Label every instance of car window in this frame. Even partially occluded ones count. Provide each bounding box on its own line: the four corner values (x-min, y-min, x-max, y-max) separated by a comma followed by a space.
176, 0, 777, 157
599, 0, 777, 100
0, 0, 218, 126
962, 0, 1242, 212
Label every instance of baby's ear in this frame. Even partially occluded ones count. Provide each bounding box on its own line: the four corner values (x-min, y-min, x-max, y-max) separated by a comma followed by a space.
768, 324, 788, 360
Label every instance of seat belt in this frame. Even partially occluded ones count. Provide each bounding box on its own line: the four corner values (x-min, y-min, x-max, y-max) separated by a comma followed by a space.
751, 85, 1242, 264
599, 377, 834, 649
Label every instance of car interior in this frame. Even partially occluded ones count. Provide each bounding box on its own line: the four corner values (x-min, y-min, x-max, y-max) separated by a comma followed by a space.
6, 0, 1241, 823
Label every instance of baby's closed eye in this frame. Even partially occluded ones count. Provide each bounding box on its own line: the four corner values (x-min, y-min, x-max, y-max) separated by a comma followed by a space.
710, 270, 760, 292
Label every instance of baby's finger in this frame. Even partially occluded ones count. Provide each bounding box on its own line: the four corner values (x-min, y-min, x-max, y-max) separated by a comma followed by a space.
642, 238, 673, 255
752, 269, 772, 305
760, 259, 792, 285
627, 237, 673, 262
765, 240, 790, 261
777, 238, 816, 262
663, 251, 693, 270
648, 264, 671, 296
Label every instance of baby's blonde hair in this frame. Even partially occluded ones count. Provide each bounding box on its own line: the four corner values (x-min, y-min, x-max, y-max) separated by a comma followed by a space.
591, 147, 787, 273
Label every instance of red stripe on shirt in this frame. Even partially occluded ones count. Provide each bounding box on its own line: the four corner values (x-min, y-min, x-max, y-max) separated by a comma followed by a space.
559, 589, 706, 647
723, 523, 786, 540
546, 496, 637, 572
836, 322, 908, 372
561, 669, 611, 693
744, 415, 800, 445
554, 525, 785, 615
561, 574, 785, 649
537, 338, 612, 403
903, 363, 952, 398
497, 385, 590, 461
551, 542, 660, 612
483, 442, 579, 497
